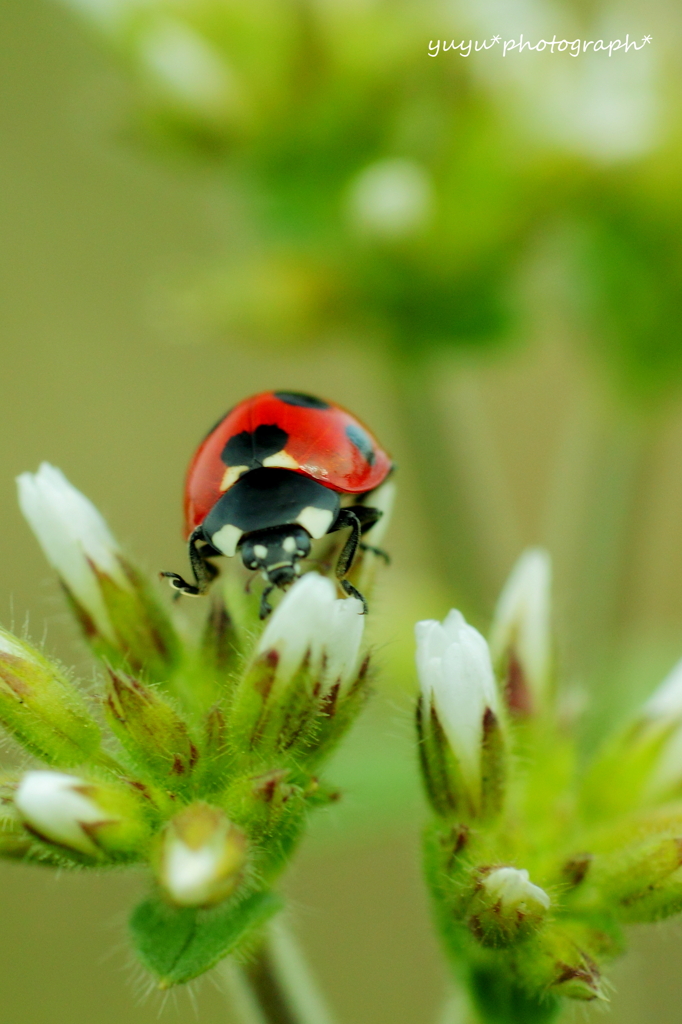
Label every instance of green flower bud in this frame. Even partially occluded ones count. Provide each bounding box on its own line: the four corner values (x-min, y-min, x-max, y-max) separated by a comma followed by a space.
157, 803, 247, 908
416, 611, 506, 819
0, 627, 100, 765
581, 830, 682, 923
104, 668, 198, 782
15, 770, 152, 862
17, 464, 179, 680
468, 866, 550, 946
518, 923, 608, 1002
489, 549, 552, 717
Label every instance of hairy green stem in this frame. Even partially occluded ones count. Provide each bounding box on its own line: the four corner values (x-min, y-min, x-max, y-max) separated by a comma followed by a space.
224, 921, 338, 1024
468, 967, 560, 1024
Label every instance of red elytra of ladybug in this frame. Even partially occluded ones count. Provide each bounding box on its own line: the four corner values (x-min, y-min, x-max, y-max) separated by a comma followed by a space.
184, 390, 392, 534
162, 390, 393, 619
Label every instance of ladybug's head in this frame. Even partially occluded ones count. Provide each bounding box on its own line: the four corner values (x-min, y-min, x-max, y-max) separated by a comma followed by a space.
240, 525, 311, 588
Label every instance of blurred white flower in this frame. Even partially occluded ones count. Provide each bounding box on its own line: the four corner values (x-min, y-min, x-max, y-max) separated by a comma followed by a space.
255, 572, 364, 694
138, 18, 243, 120
640, 659, 682, 797
17, 463, 130, 644
489, 548, 552, 713
642, 659, 682, 722
416, 609, 499, 808
55, 0, 153, 34
347, 159, 434, 239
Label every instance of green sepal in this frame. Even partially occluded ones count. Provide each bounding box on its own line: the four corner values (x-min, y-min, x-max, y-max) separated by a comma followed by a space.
63, 558, 180, 684
303, 658, 372, 767
0, 633, 101, 766
201, 598, 241, 678
416, 696, 470, 818
129, 888, 283, 986
479, 707, 506, 820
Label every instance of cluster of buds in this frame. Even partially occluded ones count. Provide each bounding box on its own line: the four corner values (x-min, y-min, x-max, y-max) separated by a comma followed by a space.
416, 549, 682, 1022
1, 464, 381, 986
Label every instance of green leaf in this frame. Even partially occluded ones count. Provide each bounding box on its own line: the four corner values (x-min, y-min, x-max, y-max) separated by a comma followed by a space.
129, 889, 282, 986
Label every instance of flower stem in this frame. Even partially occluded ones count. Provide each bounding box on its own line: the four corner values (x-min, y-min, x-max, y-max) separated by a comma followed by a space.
223, 920, 338, 1024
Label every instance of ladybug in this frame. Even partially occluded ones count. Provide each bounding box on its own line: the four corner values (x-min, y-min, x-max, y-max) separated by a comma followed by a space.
162, 390, 393, 618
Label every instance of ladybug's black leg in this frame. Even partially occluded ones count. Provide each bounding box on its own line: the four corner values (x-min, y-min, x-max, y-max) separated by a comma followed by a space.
333, 508, 382, 615
350, 505, 383, 533
359, 543, 391, 564
260, 584, 275, 620
189, 532, 220, 591
340, 578, 368, 614
160, 529, 216, 597
333, 506, 383, 574
334, 509, 363, 578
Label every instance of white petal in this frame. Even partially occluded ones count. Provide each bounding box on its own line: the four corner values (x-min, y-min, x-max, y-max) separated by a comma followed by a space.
437, 637, 489, 791
256, 573, 365, 692
164, 839, 221, 906
321, 595, 364, 692
256, 573, 333, 682
15, 771, 102, 856
17, 464, 129, 642
415, 620, 445, 699
489, 548, 552, 700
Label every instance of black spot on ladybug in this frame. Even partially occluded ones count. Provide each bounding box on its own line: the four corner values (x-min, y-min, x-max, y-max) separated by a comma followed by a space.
222, 424, 289, 468
275, 391, 329, 409
345, 424, 375, 465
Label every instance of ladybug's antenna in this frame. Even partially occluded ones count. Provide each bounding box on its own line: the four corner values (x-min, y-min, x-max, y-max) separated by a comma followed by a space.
244, 570, 260, 595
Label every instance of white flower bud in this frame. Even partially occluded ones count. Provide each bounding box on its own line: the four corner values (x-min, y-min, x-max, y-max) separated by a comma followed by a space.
16, 771, 109, 856
159, 804, 246, 908
481, 867, 550, 914
489, 548, 552, 714
17, 464, 129, 644
346, 159, 433, 238
468, 866, 550, 946
416, 610, 501, 812
255, 572, 364, 694
17, 464, 178, 676
15, 770, 149, 860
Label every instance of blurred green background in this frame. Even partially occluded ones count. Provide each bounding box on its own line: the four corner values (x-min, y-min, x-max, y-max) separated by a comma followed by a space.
2, 0, 682, 1021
